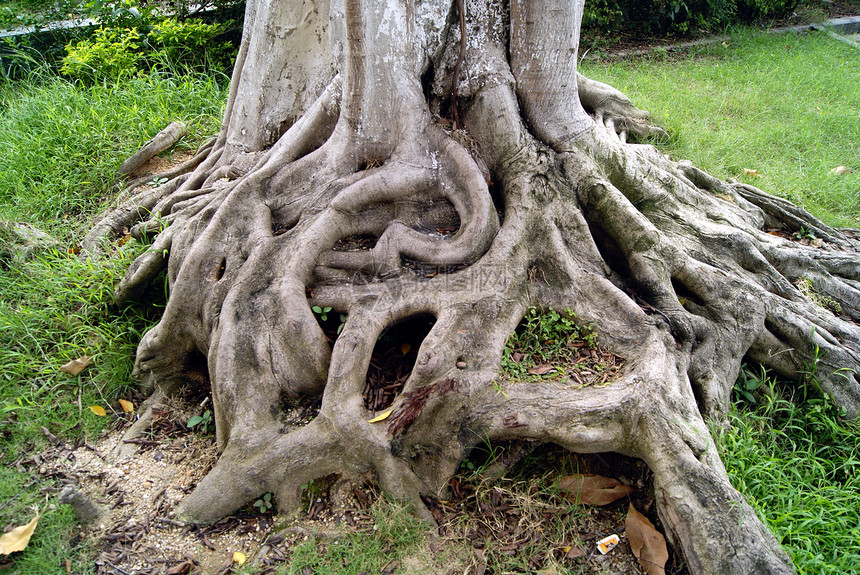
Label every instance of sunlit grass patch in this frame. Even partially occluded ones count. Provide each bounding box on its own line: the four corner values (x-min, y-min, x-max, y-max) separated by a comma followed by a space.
580, 29, 860, 227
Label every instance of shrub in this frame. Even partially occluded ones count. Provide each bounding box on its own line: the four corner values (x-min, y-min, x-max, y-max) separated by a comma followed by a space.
61, 26, 143, 81
61, 17, 236, 81
583, 0, 802, 35
148, 17, 234, 70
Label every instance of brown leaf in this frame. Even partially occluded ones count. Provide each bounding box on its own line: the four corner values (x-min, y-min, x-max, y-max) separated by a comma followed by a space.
564, 544, 586, 558
59, 356, 93, 376
166, 560, 195, 575
118, 399, 134, 413
557, 474, 635, 506
625, 503, 668, 575
381, 559, 399, 575
528, 363, 555, 375
0, 515, 38, 555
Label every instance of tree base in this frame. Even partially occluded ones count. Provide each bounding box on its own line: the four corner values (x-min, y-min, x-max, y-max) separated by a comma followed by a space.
92, 3, 860, 572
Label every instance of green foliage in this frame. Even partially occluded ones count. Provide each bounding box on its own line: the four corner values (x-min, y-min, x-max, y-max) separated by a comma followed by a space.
0, 37, 40, 80
60, 25, 143, 80
501, 307, 598, 382
187, 409, 213, 432
148, 17, 234, 69
61, 17, 235, 81
583, 0, 801, 35
253, 492, 273, 513
0, 0, 87, 32
311, 305, 332, 322
0, 67, 225, 570
86, 0, 154, 29
717, 368, 860, 573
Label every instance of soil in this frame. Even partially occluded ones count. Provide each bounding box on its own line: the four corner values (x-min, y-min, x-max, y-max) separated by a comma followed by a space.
14, 383, 679, 575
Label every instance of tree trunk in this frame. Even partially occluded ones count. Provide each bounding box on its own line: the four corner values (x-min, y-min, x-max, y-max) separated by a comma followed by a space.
92, 1, 860, 573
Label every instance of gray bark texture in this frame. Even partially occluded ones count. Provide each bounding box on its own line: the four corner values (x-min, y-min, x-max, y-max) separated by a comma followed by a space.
94, 1, 860, 573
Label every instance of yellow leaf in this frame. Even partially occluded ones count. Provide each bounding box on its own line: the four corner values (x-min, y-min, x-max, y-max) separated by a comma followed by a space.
0, 515, 38, 555
89, 406, 107, 416
400, 343, 411, 355
742, 168, 761, 178
59, 356, 93, 376
367, 408, 394, 423
232, 552, 246, 565
118, 399, 134, 413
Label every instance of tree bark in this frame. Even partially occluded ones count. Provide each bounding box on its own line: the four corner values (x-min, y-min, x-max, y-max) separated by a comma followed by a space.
95, 1, 860, 573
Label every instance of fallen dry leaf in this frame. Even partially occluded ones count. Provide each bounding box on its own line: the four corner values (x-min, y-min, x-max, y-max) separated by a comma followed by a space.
166, 559, 194, 575
89, 406, 107, 416
830, 165, 851, 175
59, 356, 92, 376
367, 408, 394, 423
528, 363, 555, 375
400, 343, 412, 355
626, 503, 668, 575
118, 399, 134, 413
0, 515, 38, 555
557, 474, 636, 505
742, 168, 762, 178
564, 544, 586, 558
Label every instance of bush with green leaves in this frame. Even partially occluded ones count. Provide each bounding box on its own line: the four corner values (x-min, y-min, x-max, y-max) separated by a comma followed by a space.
148, 17, 234, 69
583, 0, 802, 35
61, 16, 235, 81
60, 26, 143, 80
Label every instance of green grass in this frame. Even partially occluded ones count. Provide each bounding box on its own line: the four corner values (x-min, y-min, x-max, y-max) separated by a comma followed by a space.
0, 67, 226, 574
0, 69, 227, 232
278, 500, 429, 575
716, 368, 860, 574
580, 28, 860, 227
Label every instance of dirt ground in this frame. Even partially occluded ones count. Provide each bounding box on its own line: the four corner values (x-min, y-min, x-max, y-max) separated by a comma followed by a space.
13, 391, 684, 575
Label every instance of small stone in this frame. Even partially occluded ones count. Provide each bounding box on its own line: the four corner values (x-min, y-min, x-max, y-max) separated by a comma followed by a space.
456, 361, 467, 369
39, 467, 47, 474
58, 485, 104, 524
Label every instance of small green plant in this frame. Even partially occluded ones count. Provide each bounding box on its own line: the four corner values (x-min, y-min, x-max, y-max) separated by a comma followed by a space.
311, 305, 332, 321
501, 306, 606, 383
187, 409, 212, 433
734, 364, 765, 403
793, 226, 815, 241
253, 492, 273, 513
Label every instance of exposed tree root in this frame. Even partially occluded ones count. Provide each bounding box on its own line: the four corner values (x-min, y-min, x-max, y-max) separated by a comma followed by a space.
98, 1, 860, 573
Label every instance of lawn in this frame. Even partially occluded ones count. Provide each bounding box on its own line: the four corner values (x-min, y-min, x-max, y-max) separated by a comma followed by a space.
580, 28, 860, 228
0, 27, 858, 574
